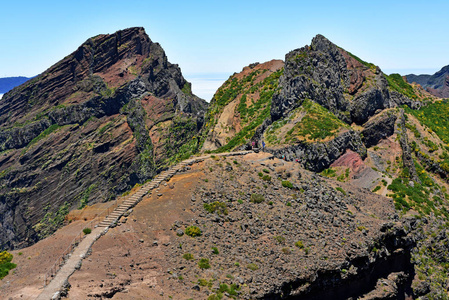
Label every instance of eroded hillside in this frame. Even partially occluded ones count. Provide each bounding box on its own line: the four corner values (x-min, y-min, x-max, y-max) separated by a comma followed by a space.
0, 27, 207, 249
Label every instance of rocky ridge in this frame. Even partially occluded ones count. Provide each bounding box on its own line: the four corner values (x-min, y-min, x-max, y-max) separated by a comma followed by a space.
0, 27, 207, 249
271, 34, 420, 125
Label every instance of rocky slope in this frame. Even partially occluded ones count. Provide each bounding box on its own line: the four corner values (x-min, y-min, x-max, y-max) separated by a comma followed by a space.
406, 65, 449, 98
204, 35, 431, 172
0, 27, 207, 249
0, 153, 419, 300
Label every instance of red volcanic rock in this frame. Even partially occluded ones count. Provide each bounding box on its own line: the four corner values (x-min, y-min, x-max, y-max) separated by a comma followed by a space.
331, 149, 365, 173
339, 49, 365, 95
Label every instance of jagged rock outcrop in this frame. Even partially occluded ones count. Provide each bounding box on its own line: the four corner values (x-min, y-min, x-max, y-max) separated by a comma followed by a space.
266, 130, 366, 172
398, 110, 421, 184
271, 35, 420, 126
0, 27, 207, 249
271, 35, 351, 123
361, 109, 397, 148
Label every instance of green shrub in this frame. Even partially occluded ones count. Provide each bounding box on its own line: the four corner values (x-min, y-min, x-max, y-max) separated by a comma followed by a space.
336, 187, 347, 195
250, 193, 265, 203
219, 283, 240, 296
83, 228, 92, 235
183, 253, 194, 260
185, 226, 202, 237
198, 278, 213, 287
212, 247, 219, 254
321, 168, 337, 177
372, 186, 381, 193
247, 263, 259, 271
263, 168, 270, 173
198, 258, 211, 269
295, 241, 304, 249
204, 201, 228, 215
0, 251, 16, 279
262, 175, 271, 181
282, 181, 293, 189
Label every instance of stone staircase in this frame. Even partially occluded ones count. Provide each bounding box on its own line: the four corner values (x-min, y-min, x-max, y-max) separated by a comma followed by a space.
97, 160, 189, 227
36, 151, 252, 299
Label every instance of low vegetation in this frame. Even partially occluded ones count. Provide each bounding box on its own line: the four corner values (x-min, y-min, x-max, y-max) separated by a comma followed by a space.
406, 100, 449, 144
203, 201, 228, 215
0, 251, 16, 280
198, 258, 211, 269
385, 73, 417, 99
185, 226, 202, 237
205, 68, 283, 152
250, 193, 265, 203
33, 202, 70, 239
265, 99, 347, 145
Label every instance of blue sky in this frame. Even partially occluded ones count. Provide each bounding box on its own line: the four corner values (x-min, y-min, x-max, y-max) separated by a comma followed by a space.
0, 0, 447, 100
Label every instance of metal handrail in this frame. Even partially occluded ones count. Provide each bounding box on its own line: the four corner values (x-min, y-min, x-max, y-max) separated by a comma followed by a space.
43, 197, 119, 286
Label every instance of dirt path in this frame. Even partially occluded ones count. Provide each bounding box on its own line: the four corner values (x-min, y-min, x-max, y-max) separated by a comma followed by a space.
34, 151, 252, 299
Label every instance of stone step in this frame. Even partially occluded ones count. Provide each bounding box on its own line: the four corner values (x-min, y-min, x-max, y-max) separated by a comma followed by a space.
123, 201, 137, 205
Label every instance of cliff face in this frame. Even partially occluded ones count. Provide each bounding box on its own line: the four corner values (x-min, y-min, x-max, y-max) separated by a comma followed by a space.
0, 27, 207, 249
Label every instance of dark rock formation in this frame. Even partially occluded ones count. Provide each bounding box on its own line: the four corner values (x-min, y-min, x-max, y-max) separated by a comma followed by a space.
398, 110, 421, 184
272, 35, 420, 126
0, 27, 207, 249
271, 35, 350, 123
0, 119, 51, 151
361, 110, 397, 148
266, 130, 366, 172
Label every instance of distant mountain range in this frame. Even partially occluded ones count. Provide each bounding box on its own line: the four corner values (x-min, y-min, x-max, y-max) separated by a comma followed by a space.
406, 65, 449, 98
0, 76, 32, 94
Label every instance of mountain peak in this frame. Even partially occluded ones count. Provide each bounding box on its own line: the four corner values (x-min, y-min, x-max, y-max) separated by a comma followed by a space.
0, 27, 207, 248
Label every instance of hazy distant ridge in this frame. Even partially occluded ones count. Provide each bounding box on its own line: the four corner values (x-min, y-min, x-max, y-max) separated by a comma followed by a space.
406, 65, 449, 98
0, 76, 32, 94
